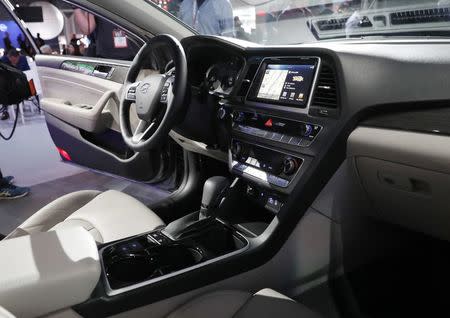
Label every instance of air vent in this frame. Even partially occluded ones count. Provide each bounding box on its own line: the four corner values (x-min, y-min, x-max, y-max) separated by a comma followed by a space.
317, 17, 349, 31
316, 16, 372, 31
237, 62, 260, 98
311, 64, 339, 114
390, 7, 450, 25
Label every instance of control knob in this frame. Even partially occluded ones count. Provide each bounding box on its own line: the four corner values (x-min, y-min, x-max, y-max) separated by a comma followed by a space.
300, 123, 313, 137
231, 141, 247, 160
282, 157, 298, 175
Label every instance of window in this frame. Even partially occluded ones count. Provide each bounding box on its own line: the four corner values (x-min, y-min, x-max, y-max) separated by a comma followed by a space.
10, 0, 142, 61
147, 0, 450, 45
0, 3, 33, 58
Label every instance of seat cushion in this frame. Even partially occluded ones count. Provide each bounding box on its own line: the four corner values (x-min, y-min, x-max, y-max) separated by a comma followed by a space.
167, 289, 322, 318
6, 190, 165, 244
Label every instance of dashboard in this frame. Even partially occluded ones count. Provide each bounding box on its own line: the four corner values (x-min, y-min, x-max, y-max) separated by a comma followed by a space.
174, 35, 450, 240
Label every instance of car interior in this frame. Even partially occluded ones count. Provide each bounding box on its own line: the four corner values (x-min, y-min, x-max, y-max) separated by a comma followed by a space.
2, 0, 450, 317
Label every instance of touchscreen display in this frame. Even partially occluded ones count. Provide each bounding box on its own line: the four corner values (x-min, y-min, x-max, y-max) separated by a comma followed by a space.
256, 63, 316, 107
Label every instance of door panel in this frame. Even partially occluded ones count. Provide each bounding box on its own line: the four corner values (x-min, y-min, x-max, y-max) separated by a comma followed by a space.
35, 55, 170, 182
39, 66, 121, 133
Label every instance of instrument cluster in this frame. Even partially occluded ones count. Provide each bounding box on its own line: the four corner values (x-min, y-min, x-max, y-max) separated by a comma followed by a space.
205, 59, 242, 96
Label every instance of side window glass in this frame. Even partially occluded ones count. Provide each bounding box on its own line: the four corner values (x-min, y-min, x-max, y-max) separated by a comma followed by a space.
0, 3, 35, 63
10, 0, 142, 61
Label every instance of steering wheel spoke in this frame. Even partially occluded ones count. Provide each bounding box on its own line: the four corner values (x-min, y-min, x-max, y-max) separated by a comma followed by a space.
132, 119, 155, 144
125, 82, 141, 102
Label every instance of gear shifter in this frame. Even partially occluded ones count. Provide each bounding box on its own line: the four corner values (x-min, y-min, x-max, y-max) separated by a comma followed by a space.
199, 176, 230, 219
162, 176, 230, 240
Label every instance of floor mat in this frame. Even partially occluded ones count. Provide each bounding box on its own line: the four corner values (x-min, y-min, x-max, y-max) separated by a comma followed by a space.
0, 170, 170, 235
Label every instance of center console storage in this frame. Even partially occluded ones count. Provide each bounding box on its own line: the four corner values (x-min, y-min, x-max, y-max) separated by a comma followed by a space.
101, 220, 248, 295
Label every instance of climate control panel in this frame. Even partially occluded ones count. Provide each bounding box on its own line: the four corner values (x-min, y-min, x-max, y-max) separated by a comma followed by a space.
230, 140, 303, 188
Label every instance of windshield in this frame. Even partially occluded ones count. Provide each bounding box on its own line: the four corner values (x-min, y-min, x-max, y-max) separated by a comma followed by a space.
147, 0, 450, 44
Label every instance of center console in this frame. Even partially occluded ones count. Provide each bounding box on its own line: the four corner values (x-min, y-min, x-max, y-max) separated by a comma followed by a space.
224, 56, 327, 214
100, 220, 248, 296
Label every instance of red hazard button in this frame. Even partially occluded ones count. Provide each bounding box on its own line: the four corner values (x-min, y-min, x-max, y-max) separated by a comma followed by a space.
264, 118, 273, 127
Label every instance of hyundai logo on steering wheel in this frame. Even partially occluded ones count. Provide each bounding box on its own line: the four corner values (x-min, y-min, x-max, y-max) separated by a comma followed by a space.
140, 83, 151, 94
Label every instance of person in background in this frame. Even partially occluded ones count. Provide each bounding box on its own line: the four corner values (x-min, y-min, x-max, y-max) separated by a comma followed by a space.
17, 34, 27, 53
178, 0, 234, 37
70, 33, 78, 47
73, 9, 139, 60
0, 49, 30, 120
0, 49, 29, 72
35, 33, 45, 48
3, 32, 13, 51
234, 16, 250, 41
67, 44, 75, 55
0, 170, 29, 200
61, 44, 68, 55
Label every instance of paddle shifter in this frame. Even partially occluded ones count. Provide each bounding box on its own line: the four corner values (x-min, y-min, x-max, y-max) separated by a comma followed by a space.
163, 176, 231, 240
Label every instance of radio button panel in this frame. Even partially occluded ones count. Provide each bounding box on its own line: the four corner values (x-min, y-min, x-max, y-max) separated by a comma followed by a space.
232, 112, 322, 147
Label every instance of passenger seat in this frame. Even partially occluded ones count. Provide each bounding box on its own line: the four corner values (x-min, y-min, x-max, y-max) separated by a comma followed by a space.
167, 288, 321, 318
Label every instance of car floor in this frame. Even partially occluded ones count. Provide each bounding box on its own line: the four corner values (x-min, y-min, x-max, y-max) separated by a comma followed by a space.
0, 108, 171, 236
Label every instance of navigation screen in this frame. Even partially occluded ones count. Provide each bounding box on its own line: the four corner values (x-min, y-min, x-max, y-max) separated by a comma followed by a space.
256, 64, 316, 107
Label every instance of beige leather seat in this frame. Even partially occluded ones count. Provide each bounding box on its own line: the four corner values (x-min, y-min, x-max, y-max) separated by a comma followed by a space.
167, 288, 322, 318
6, 190, 164, 244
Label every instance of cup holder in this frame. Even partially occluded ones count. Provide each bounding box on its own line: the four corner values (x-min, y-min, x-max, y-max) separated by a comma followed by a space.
106, 253, 156, 284
104, 243, 205, 289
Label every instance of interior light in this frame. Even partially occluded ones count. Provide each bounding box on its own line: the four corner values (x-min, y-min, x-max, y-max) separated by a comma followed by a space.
56, 147, 72, 161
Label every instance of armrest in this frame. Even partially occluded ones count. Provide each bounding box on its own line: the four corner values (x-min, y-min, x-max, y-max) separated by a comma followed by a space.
0, 227, 101, 318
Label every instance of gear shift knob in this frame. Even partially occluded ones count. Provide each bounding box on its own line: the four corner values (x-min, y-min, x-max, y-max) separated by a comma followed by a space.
200, 176, 230, 218
163, 176, 231, 240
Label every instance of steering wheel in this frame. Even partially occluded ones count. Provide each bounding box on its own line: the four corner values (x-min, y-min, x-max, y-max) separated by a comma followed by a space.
119, 34, 187, 151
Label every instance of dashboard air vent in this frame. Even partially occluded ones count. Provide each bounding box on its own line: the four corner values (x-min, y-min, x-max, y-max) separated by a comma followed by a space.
316, 16, 372, 31
311, 64, 338, 110
317, 17, 349, 31
390, 7, 450, 25
237, 62, 259, 98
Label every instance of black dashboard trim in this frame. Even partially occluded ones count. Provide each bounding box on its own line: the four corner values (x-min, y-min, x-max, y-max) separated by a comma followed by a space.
361, 103, 450, 136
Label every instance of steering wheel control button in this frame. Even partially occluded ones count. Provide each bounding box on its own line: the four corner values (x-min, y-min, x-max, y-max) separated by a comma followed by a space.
126, 83, 141, 101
